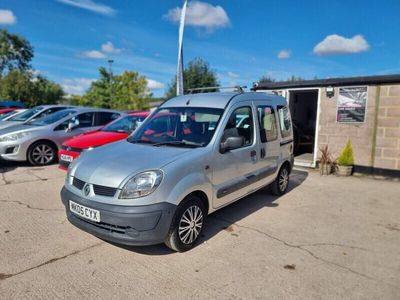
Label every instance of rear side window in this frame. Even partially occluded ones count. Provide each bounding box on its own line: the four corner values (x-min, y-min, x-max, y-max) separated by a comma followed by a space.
95, 112, 120, 126
277, 106, 292, 138
77, 112, 95, 128
257, 106, 278, 143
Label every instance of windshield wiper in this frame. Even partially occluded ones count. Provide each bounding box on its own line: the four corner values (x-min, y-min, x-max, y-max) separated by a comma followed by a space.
152, 140, 204, 148
104, 129, 128, 133
127, 138, 155, 145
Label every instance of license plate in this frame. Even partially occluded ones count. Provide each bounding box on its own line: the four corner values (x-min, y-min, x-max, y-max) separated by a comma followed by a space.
69, 201, 100, 222
61, 154, 73, 162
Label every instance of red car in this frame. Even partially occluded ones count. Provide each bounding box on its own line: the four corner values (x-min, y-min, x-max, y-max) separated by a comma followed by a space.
58, 111, 150, 170
0, 108, 17, 117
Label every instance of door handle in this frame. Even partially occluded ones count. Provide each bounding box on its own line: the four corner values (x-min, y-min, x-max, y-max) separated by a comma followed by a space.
250, 150, 257, 158
260, 148, 266, 159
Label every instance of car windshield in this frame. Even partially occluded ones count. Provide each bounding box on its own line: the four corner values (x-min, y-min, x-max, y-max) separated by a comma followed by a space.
128, 107, 224, 148
26, 109, 77, 126
102, 115, 146, 133
8, 106, 43, 122
0, 111, 19, 120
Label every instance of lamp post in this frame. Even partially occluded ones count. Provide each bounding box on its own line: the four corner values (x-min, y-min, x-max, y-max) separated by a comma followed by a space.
108, 59, 114, 104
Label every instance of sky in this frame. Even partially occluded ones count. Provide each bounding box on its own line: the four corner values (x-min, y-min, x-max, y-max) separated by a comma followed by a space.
0, 0, 399, 97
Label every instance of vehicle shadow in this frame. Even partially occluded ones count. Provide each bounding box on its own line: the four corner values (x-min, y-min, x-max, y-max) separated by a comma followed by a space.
115, 168, 309, 255
0, 160, 30, 173
0, 160, 60, 173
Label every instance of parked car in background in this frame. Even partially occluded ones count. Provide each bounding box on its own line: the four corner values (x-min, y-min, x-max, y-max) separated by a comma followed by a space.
0, 108, 17, 117
58, 111, 149, 170
0, 109, 28, 121
0, 101, 25, 109
61, 91, 294, 252
0, 108, 121, 165
0, 105, 73, 130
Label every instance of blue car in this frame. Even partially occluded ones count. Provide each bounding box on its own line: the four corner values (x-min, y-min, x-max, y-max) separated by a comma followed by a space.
0, 101, 25, 109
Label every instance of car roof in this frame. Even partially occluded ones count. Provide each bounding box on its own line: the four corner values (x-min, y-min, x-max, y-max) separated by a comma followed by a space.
161, 92, 287, 109
36, 104, 74, 109
127, 111, 150, 117
0, 108, 16, 113
0, 101, 25, 108
71, 107, 121, 113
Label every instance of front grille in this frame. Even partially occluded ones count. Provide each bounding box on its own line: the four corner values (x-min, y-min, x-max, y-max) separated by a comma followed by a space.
93, 184, 117, 197
5, 146, 17, 154
72, 177, 118, 197
74, 215, 128, 234
72, 177, 85, 190
59, 160, 70, 169
61, 145, 83, 153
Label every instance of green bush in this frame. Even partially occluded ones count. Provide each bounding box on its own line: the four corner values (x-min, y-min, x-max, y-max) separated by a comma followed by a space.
337, 139, 355, 166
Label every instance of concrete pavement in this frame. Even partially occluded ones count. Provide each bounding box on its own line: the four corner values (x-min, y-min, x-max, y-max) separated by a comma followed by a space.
1, 164, 399, 299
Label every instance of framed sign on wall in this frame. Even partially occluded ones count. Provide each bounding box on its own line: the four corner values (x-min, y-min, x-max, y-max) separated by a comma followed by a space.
337, 86, 367, 123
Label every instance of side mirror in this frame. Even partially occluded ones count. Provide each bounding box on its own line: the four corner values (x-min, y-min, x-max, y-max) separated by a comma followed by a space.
66, 119, 79, 132
220, 136, 244, 153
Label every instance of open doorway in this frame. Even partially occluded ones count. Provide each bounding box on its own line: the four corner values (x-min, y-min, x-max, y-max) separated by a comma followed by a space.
288, 89, 319, 167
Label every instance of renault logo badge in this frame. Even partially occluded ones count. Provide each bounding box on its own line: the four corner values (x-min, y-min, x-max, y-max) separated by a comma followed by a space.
83, 184, 91, 196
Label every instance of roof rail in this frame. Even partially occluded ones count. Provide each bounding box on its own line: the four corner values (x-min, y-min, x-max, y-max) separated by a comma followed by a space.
186, 85, 247, 94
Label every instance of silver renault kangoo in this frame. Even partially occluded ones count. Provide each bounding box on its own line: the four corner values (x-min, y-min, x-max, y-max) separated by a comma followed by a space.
61, 91, 294, 252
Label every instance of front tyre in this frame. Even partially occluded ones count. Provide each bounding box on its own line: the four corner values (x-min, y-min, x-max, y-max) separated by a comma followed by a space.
165, 196, 206, 252
27, 141, 57, 166
271, 164, 290, 196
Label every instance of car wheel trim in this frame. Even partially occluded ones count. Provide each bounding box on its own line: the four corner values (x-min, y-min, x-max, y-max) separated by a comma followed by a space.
178, 205, 203, 245
32, 144, 54, 164
279, 168, 289, 192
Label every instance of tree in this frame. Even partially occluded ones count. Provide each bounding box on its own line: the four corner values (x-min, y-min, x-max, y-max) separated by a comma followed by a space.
72, 67, 151, 110
259, 75, 275, 83
286, 75, 305, 82
0, 70, 64, 106
31, 76, 65, 106
113, 71, 151, 110
0, 29, 34, 75
165, 58, 219, 98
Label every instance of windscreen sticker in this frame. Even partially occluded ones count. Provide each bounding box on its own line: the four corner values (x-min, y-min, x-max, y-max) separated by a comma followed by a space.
180, 113, 187, 122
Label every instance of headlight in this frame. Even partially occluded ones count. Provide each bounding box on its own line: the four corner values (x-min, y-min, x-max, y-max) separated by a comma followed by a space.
65, 159, 77, 185
82, 147, 94, 153
119, 170, 163, 199
0, 132, 30, 142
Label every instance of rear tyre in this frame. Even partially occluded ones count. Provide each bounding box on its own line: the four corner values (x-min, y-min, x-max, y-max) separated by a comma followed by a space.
165, 196, 206, 252
27, 141, 57, 166
271, 164, 290, 196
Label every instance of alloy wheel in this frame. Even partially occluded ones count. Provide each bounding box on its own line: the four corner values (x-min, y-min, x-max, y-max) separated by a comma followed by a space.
279, 168, 289, 192
32, 144, 54, 165
178, 205, 203, 245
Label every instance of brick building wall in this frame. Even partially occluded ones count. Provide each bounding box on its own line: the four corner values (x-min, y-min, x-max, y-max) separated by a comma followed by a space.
375, 85, 400, 170
317, 84, 400, 171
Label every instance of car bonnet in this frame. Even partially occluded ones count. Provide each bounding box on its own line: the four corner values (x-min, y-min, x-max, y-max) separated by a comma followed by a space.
71, 140, 192, 188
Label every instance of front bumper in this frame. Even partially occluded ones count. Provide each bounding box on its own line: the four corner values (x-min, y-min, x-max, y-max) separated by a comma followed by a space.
58, 150, 80, 170
61, 187, 177, 246
0, 141, 27, 161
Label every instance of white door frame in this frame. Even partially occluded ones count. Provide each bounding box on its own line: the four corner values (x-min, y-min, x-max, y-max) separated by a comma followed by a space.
284, 87, 321, 168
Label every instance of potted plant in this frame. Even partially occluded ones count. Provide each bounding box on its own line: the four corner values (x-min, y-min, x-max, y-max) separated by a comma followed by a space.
336, 139, 354, 176
318, 145, 334, 175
